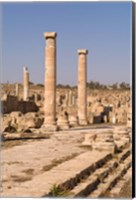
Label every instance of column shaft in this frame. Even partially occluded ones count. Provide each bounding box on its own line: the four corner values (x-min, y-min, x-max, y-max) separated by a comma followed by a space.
15, 83, 19, 97
23, 67, 29, 101
78, 49, 88, 125
43, 32, 57, 129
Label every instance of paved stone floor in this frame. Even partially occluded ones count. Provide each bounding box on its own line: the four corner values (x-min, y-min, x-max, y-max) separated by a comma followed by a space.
1, 125, 132, 198
1, 129, 86, 197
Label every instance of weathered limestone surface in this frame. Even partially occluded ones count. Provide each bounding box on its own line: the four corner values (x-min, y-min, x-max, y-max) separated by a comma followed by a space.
23, 67, 29, 101
78, 49, 88, 125
57, 110, 69, 130
2, 112, 43, 133
43, 32, 57, 131
1, 130, 85, 197
92, 131, 116, 153
1, 132, 110, 197
1, 124, 131, 198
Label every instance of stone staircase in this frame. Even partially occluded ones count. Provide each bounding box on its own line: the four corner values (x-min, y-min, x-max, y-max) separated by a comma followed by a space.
46, 143, 131, 198
1, 141, 131, 198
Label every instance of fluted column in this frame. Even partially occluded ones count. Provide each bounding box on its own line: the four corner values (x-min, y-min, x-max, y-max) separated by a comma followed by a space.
43, 32, 58, 130
23, 67, 29, 101
78, 49, 88, 125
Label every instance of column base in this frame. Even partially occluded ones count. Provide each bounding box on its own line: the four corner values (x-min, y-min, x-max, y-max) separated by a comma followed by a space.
69, 122, 78, 127
92, 142, 116, 154
69, 116, 78, 127
57, 112, 70, 130
79, 119, 88, 126
81, 133, 96, 147
41, 124, 59, 132
58, 124, 70, 130
57, 120, 70, 130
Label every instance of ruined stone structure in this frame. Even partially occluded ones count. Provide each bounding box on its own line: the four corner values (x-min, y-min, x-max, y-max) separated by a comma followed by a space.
43, 32, 58, 131
1, 31, 132, 199
78, 49, 88, 125
23, 67, 29, 101
2, 95, 38, 114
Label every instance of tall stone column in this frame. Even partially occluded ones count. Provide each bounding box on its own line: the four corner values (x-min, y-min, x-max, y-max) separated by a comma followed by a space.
78, 49, 88, 125
43, 32, 58, 130
23, 67, 29, 101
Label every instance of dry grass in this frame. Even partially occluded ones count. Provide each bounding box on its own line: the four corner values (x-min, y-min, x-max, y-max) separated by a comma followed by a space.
47, 184, 73, 197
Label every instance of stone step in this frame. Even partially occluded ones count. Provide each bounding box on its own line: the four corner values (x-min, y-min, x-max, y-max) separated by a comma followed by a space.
117, 145, 130, 162
1, 150, 112, 197
108, 167, 132, 198
115, 140, 129, 152
88, 155, 131, 198
68, 145, 130, 197
69, 159, 118, 197
47, 151, 112, 195
2, 132, 50, 141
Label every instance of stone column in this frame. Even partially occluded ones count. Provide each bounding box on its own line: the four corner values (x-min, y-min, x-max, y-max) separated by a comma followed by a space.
71, 95, 75, 106
68, 90, 72, 106
15, 83, 19, 98
65, 92, 69, 106
43, 32, 58, 131
78, 49, 88, 125
34, 93, 38, 103
23, 67, 29, 101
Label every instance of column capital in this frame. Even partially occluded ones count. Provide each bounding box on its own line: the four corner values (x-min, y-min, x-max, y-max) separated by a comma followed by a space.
44, 32, 57, 39
24, 66, 28, 72
78, 49, 88, 55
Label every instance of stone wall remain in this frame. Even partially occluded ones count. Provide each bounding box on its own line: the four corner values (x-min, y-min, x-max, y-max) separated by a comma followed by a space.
2, 95, 38, 114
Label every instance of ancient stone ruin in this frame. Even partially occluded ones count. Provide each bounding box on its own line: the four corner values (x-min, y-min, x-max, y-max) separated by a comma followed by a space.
1, 32, 132, 198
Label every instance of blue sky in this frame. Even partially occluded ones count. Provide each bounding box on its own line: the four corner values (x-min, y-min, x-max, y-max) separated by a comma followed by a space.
2, 2, 132, 85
